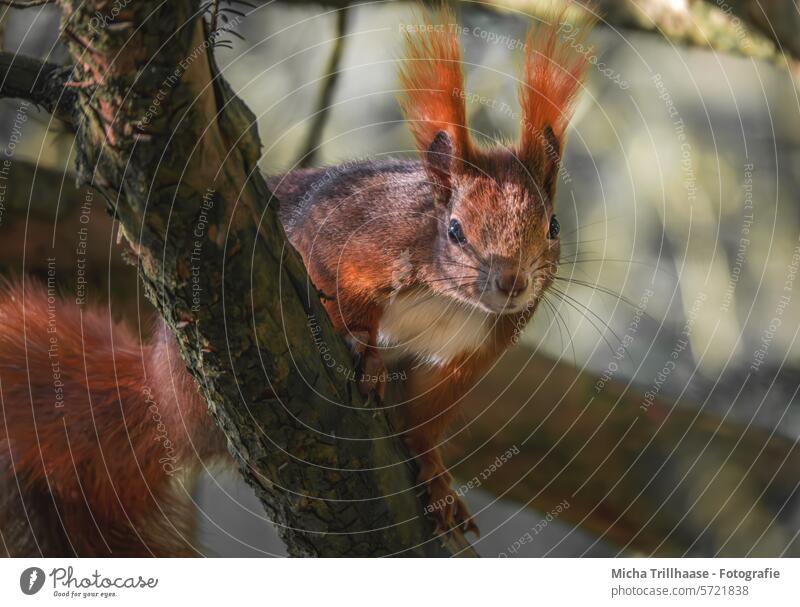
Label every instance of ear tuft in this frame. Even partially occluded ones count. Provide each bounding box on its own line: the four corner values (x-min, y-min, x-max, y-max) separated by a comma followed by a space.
398, 5, 472, 165
517, 7, 594, 197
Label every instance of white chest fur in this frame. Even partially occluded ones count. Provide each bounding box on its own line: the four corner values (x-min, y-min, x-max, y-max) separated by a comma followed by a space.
377, 290, 494, 366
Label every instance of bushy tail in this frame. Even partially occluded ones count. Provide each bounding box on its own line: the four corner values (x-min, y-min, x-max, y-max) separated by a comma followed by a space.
0, 281, 226, 556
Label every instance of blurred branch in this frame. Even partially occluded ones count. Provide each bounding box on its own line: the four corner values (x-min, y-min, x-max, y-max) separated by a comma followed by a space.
296, 5, 349, 168
0, 157, 77, 217
0, 158, 148, 317
586, 0, 795, 65
271, 0, 799, 66
0, 7, 9, 49
0, 51, 73, 121
451, 346, 800, 556
722, 0, 800, 60
0, 0, 55, 7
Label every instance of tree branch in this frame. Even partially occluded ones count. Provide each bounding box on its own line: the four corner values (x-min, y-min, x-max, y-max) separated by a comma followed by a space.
0, 0, 56, 7
40, 0, 471, 556
296, 5, 349, 168
450, 346, 800, 556
271, 0, 799, 65
0, 52, 73, 121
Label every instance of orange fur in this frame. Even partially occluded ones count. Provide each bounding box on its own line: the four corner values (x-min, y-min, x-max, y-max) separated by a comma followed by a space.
398, 5, 472, 162
272, 4, 593, 536
0, 282, 227, 556
518, 6, 593, 168
392, 309, 532, 534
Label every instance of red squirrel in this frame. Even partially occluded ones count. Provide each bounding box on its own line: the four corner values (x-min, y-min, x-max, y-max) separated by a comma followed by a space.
0, 6, 590, 555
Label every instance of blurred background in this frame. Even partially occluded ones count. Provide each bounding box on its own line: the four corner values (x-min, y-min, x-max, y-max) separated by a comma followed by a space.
2, 0, 799, 556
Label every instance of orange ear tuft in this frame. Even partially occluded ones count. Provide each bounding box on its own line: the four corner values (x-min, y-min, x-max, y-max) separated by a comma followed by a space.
398, 5, 472, 163
518, 7, 593, 175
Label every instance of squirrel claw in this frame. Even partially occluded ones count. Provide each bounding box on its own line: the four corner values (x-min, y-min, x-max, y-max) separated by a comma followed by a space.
361, 389, 384, 409
317, 289, 336, 303
461, 516, 480, 537
355, 348, 387, 405
369, 391, 384, 408
422, 469, 480, 538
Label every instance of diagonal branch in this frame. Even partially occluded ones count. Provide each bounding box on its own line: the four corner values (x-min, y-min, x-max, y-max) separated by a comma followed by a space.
24, 0, 474, 556
271, 0, 800, 65
296, 5, 349, 168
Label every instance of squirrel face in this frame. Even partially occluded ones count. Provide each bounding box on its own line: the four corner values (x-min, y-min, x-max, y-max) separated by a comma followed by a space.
398, 5, 590, 316
426, 141, 560, 315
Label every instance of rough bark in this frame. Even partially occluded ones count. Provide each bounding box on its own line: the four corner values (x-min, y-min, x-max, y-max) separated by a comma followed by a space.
26, 1, 471, 556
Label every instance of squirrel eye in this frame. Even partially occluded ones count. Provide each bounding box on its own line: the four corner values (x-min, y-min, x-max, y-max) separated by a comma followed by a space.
448, 218, 467, 245
548, 215, 560, 240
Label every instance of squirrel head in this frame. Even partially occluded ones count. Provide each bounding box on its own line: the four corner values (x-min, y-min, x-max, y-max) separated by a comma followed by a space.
398, 5, 591, 314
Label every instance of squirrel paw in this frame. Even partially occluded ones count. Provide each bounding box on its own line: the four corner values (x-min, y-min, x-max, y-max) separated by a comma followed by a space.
356, 348, 387, 405
347, 331, 387, 405
421, 469, 480, 536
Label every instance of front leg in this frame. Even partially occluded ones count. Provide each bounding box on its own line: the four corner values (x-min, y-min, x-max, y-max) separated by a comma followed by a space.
347, 329, 387, 405
406, 425, 478, 536
322, 296, 387, 405
397, 358, 490, 536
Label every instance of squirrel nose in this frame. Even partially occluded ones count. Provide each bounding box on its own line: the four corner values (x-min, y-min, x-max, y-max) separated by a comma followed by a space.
495, 271, 529, 298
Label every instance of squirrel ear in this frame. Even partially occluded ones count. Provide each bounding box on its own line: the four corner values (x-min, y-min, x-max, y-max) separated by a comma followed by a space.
517, 8, 592, 200
540, 125, 561, 199
398, 5, 473, 169
425, 130, 455, 205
